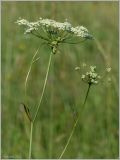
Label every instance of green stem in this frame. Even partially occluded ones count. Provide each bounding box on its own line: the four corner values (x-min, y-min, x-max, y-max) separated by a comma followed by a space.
31, 31, 49, 41
28, 51, 53, 159
33, 51, 53, 123
29, 122, 33, 159
49, 61, 54, 158
83, 83, 91, 106
25, 48, 40, 159
58, 83, 91, 159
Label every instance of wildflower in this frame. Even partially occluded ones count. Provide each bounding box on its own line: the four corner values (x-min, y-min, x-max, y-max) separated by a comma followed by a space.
75, 64, 112, 85
16, 18, 93, 54
81, 65, 100, 85
81, 74, 85, 79
71, 26, 91, 38
75, 67, 80, 70
106, 67, 111, 72
82, 63, 87, 67
90, 66, 96, 72
16, 17, 93, 40
16, 18, 29, 26
16, 18, 92, 38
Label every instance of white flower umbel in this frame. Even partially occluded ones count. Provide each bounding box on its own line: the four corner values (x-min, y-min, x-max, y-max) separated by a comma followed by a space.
71, 26, 91, 38
106, 67, 111, 72
16, 18, 91, 38
75, 64, 112, 85
16, 18, 93, 54
81, 65, 100, 85
16, 17, 93, 39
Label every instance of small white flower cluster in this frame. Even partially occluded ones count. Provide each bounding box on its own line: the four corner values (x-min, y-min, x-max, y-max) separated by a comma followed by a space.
75, 64, 112, 85
81, 66, 101, 85
39, 18, 72, 31
16, 17, 92, 38
71, 26, 90, 38
16, 19, 29, 25
106, 67, 111, 72
16, 18, 40, 33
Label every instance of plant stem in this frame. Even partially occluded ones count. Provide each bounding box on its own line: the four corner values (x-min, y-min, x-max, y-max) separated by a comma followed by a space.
49, 59, 54, 158
31, 31, 49, 41
33, 51, 53, 123
29, 122, 33, 159
83, 83, 91, 106
25, 48, 39, 99
28, 51, 53, 159
58, 83, 91, 159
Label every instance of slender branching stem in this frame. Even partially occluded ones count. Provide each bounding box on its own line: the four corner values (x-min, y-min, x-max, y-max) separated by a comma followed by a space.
27, 51, 53, 159
25, 48, 40, 159
58, 83, 91, 159
25, 48, 40, 98
33, 51, 53, 123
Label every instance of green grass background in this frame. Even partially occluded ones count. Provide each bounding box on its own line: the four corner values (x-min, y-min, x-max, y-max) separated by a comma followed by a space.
1, 1, 119, 159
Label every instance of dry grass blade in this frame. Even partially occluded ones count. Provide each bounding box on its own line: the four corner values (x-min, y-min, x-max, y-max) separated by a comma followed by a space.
25, 48, 40, 97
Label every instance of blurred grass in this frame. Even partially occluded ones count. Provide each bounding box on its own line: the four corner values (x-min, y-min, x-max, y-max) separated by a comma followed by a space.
1, 1, 119, 159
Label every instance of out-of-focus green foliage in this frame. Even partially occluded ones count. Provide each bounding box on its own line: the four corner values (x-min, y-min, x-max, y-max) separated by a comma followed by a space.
1, 1, 118, 159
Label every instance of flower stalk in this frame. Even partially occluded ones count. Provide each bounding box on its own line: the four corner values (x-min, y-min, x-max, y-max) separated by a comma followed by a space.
33, 51, 53, 123
58, 83, 91, 159
28, 51, 53, 159
29, 122, 33, 159
58, 64, 112, 158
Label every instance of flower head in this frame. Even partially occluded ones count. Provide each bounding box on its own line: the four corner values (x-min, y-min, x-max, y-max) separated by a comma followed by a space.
71, 26, 92, 39
81, 65, 100, 85
16, 17, 93, 39
16, 18, 93, 54
75, 67, 80, 71
106, 67, 111, 72
75, 63, 112, 85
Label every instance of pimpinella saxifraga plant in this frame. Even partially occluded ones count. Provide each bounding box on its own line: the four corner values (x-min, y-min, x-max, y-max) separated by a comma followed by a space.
59, 64, 112, 159
16, 18, 93, 53
16, 18, 93, 159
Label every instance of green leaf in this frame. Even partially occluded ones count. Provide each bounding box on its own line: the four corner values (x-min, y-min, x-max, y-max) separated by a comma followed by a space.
20, 103, 32, 122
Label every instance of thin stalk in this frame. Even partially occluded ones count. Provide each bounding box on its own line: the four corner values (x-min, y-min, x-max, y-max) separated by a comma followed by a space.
24, 47, 40, 159
31, 31, 49, 41
83, 83, 91, 106
33, 51, 53, 123
28, 51, 53, 159
25, 48, 39, 98
49, 60, 54, 158
29, 122, 33, 159
58, 84, 91, 159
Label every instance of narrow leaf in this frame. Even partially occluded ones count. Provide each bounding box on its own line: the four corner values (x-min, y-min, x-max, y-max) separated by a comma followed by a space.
20, 103, 32, 122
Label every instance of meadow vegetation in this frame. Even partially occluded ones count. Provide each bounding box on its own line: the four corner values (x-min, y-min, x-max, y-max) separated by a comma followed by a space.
1, 1, 119, 159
